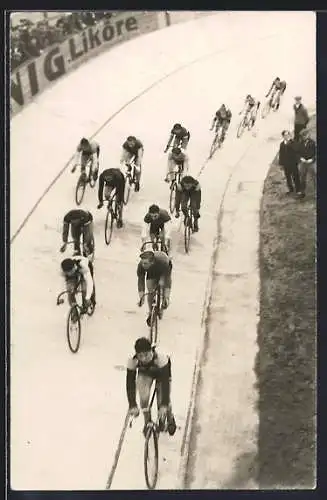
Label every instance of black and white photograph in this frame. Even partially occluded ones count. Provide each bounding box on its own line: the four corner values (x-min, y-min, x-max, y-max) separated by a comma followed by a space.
9, 10, 316, 491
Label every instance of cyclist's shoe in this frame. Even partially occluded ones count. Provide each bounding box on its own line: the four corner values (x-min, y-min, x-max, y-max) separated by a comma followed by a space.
162, 297, 169, 310
126, 165, 132, 173
175, 211, 180, 219
93, 170, 98, 182
117, 219, 123, 229
146, 314, 152, 327
167, 414, 177, 436
134, 182, 140, 192
193, 220, 199, 232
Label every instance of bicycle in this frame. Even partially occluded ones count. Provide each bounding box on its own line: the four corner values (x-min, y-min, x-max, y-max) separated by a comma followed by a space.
169, 164, 183, 214
209, 123, 225, 158
56, 278, 95, 353
139, 285, 164, 347
183, 201, 196, 254
62, 238, 95, 263
129, 384, 169, 489
236, 109, 256, 138
75, 157, 97, 205
261, 91, 280, 119
102, 190, 122, 246
123, 159, 137, 205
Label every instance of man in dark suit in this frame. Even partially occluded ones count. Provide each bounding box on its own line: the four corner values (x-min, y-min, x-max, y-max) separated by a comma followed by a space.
297, 128, 316, 198
293, 96, 309, 141
278, 130, 301, 195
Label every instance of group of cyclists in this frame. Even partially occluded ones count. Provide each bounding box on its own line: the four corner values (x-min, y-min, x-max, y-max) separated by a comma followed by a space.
58, 76, 287, 438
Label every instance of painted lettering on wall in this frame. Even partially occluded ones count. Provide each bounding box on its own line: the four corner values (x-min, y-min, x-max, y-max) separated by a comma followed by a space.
11, 15, 140, 108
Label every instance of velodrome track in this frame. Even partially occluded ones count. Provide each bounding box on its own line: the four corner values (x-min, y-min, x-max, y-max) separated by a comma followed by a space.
10, 12, 315, 489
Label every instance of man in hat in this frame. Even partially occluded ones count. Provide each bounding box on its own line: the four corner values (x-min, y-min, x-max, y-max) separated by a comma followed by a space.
137, 249, 172, 326
278, 130, 301, 195
293, 96, 309, 141
297, 127, 316, 198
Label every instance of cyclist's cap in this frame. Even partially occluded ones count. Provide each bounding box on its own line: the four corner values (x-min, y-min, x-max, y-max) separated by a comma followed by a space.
135, 337, 152, 353
149, 204, 160, 214
294, 96, 302, 101
61, 258, 75, 272
80, 137, 89, 145
172, 147, 181, 155
127, 135, 136, 141
173, 123, 182, 129
139, 250, 155, 259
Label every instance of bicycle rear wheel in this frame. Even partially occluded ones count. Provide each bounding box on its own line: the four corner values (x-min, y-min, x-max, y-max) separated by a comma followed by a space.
75, 176, 86, 205
209, 133, 219, 158
88, 162, 96, 188
144, 424, 159, 490
184, 216, 191, 254
169, 182, 177, 214
105, 208, 114, 246
236, 118, 245, 138
67, 305, 81, 353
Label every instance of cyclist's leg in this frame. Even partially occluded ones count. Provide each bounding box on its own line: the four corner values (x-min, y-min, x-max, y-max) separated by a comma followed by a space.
175, 184, 182, 215
81, 153, 89, 177
136, 373, 154, 430
88, 261, 96, 304
134, 151, 143, 191
66, 279, 77, 307
191, 192, 201, 231
166, 154, 175, 183
116, 176, 125, 226
82, 221, 94, 255
93, 146, 100, 180
71, 223, 81, 254
161, 261, 172, 308
181, 192, 189, 219
104, 184, 114, 202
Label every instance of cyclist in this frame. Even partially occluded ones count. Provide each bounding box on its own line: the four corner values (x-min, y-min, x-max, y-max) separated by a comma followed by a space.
97, 168, 125, 229
141, 204, 172, 255
137, 249, 172, 327
164, 123, 190, 152
61, 256, 95, 314
165, 147, 189, 183
210, 104, 232, 142
265, 77, 287, 109
120, 136, 144, 192
175, 175, 201, 232
239, 94, 260, 126
127, 337, 177, 436
60, 209, 94, 256
72, 137, 100, 182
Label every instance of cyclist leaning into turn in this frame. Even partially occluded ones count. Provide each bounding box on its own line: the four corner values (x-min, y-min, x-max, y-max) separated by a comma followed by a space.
60, 209, 94, 256
141, 204, 172, 255
127, 336, 177, 437
239, 94, 260, 126
137, 249, 172, 327
164, 123, 190, 152
175, 175, 201, 232
165, 147, 189, 183
265, 76, 287, 109
97, 168, 125, 229
120, 136, 144, 192
210, 104, 232, 142
60, 256, 96, 314
71, 137, 100, 182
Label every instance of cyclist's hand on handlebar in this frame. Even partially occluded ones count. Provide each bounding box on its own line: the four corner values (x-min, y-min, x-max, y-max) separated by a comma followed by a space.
60, 243, 67, 253
71, 164, 77, 173
97, 203, 103, 209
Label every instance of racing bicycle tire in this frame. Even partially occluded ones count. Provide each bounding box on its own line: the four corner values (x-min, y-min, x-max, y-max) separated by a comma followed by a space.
105, 206, 114, 246
75, 175, 86, 205
144, 423, 159, 490
67, 305, 81, 353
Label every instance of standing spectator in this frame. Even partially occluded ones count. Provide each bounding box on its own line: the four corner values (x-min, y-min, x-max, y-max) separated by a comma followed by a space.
293, 96, 309, 141
297, 128, 316, 199
278, 130, 301, 195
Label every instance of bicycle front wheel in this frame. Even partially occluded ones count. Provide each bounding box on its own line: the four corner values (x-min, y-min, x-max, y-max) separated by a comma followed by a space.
105, 209, 114, 246
261, 101, 270, 119
209, 134, 219, 158
144, 424, 159, 490
169, 182, 177, 214
75, 176, 86, 205
67, 305, 81, 353
236, 119, 245, 138
184, 217, 191, 254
